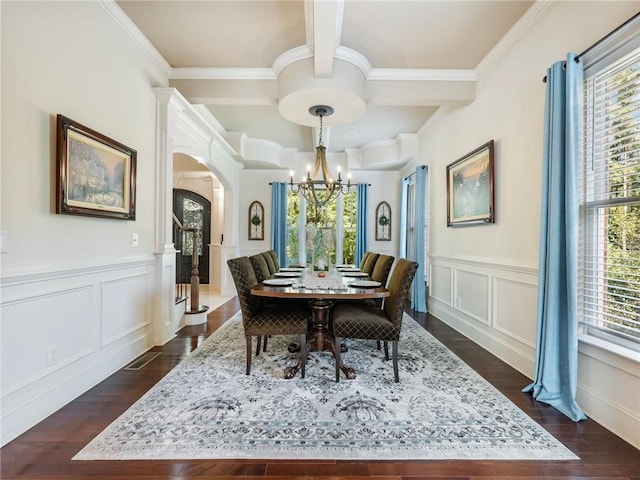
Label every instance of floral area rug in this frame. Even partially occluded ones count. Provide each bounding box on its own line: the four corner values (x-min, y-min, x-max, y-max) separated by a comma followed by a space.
74, 312, 577, 460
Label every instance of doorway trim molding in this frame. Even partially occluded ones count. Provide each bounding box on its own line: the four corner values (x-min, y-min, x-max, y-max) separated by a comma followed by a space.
152, 87, 242, 345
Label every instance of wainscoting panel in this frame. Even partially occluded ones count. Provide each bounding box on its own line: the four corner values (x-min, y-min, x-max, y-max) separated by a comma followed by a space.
101, 274, 151, 348
1, 285, 95, 396
429, 264, 452, 306
428, 255, 538, 377
493, 277, 538, 348
0, 257, 155, 446
429, 254, 640, 450
454, 268, 490, 325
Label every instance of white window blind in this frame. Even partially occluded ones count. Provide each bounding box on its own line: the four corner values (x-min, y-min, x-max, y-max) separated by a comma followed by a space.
580, 47, 640, 350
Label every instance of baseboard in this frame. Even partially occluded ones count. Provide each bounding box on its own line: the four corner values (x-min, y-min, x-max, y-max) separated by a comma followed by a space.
1, 334, 151, 446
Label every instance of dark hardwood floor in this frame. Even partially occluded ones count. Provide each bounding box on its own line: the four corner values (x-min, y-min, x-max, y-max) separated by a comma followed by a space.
2, 298, 639, 479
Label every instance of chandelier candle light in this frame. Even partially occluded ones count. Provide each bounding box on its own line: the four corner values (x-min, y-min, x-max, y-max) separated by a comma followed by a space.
290, 105, 351, 207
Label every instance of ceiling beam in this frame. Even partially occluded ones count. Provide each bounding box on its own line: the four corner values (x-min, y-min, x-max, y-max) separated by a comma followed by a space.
169, 76, 475, 107
307, 0, 344, 77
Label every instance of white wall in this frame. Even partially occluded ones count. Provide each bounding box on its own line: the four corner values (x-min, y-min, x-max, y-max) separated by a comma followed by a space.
1, 1, 166, 445
423, 2, 640, 448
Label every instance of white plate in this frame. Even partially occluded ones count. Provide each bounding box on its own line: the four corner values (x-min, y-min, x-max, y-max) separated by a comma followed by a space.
279, 267, 305, 272
336, 264, 356, 268
263, 279, 293, 286
341, 272, 369, 277
349, 280, 382, 288
338, 267, 361, 272
274, 271, 303, 277
287, 264, 306, 268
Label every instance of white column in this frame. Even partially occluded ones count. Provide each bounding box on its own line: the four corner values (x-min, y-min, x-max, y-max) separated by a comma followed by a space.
152, 89, 182, 345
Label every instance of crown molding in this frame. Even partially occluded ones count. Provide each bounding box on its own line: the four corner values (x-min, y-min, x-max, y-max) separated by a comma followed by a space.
475, 0, 552, 79
97, 0, 171, 79
334, 46, 372, 76
272, 45, 314, 77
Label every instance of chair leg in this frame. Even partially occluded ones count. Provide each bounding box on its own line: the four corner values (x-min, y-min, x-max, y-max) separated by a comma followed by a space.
245, 336, 253, 375
392, 340, 399, 383
376, 340, 381, 350
263, 335, 269, 352
255, 336, 262, 356
334, 336, 342, 382
383, 341, 390, 361
299, 333, 308, 378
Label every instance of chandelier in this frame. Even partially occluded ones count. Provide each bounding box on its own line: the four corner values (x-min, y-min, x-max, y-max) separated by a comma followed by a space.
289, 105, 351, 207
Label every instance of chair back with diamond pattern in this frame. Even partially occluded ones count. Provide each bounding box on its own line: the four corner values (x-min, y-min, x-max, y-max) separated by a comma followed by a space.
266, 250, 280, 271
383, 259, 419, 329
261, 251, 277, 274
371, 255, 395, 286
368, 254, 395, 308
249, 254, 271, 283
331, 258, 418, 382
227, 256, 310, 376
361, 252, 379, 274
227, 256, 262, 322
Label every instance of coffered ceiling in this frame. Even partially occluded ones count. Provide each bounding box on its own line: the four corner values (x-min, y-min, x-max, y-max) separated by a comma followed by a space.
116, 0, 535, 169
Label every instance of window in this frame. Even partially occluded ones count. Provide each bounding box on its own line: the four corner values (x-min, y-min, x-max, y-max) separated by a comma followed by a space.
404, 174, 429, 281
580, 46, 640, 352
286, 189, 357, 267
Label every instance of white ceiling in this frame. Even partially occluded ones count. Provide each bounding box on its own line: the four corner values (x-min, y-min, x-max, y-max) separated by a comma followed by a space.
116, 0, 534, 169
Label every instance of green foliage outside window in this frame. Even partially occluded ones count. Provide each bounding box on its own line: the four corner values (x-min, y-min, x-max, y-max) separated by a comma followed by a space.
182, 198, 203, 256
601, 64, 640, 340
285, 189, 357, 265
584, 55, 640, 343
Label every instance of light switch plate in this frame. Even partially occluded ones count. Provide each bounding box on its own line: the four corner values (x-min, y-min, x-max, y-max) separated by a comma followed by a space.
131, 233, 139, 247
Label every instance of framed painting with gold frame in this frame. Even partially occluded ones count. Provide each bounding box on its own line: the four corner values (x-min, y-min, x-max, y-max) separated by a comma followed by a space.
446, 140, 495, 226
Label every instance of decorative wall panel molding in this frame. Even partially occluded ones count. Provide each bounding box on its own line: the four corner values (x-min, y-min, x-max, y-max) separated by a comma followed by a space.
493, 277, 537, 348
1, 258, 155, 446
428, 254, 538, 377
429, 264, 453, 306
454, 268, 490, 325
101, 273, 152, 348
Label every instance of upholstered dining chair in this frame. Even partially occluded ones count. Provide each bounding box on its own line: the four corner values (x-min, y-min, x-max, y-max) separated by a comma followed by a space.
368, 254, 395, 307
332, 258, 418, 383
266, 250, 280, 271
249, 253, 271, 283
360, 252, 379, 275
359, 251, 372, 269
227, 256, 309, 377
261, 251, 278, 274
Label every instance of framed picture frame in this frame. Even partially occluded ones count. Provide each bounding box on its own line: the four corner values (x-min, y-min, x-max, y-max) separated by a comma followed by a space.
56, 114, 136, 220
248, 200, 264, 240
446, 140, 495, 227
375, 201, 391, 241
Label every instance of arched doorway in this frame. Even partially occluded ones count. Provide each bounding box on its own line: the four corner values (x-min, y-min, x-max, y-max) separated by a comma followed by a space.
173, 189, 211, 284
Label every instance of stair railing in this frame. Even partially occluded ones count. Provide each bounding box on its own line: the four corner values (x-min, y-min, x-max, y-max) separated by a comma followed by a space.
172, 213, 202, 313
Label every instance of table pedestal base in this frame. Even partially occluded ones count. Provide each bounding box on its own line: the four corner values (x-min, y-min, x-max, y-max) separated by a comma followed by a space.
284, 298, 356, 380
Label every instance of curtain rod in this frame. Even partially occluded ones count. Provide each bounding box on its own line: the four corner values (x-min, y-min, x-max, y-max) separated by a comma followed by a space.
542, 12, 640, 83
404, 165, 426, 181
